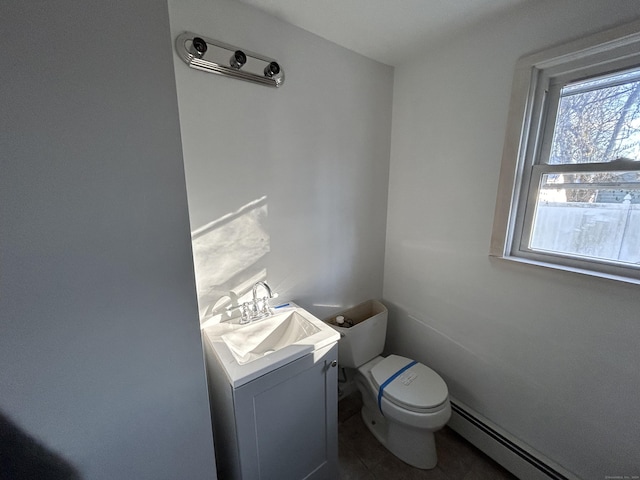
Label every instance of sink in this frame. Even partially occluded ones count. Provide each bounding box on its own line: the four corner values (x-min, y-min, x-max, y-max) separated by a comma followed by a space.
221, 311, 322, 365
202, 303, 340, 387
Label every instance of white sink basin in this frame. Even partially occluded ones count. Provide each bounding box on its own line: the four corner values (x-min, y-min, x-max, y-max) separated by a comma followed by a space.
202, 303, 340, 387
221, 311, 321, 365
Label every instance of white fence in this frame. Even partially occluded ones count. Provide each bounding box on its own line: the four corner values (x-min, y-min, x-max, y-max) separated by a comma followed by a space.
530, 202, 640, 264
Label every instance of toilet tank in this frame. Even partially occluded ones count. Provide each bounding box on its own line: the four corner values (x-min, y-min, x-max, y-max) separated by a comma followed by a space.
326, 300, 387, 369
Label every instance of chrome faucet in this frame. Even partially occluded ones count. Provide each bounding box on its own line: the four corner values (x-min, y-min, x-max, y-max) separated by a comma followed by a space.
252, 281, 273, 305
225, 281, 276, 324
249, 281, 274, 321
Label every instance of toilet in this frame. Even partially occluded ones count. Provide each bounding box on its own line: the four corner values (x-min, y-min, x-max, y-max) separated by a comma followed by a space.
328, 300, 451, 469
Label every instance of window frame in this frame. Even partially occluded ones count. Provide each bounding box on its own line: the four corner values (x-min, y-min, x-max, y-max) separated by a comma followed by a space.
491, 20, 640, 284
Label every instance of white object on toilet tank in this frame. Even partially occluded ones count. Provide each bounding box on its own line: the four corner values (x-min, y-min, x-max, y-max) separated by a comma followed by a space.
327, 300, 387, 368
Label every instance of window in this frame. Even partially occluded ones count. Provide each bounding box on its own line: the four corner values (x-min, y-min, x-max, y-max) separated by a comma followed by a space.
491, 21, 640, 283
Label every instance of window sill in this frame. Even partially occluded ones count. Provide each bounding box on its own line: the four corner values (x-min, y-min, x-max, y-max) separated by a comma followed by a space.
491, 254, 640, 286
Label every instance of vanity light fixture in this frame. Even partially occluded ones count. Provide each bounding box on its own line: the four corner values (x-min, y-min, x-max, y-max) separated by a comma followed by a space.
175, 32, 285, 87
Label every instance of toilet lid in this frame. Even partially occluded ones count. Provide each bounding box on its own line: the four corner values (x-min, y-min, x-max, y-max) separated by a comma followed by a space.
371, 355, 448, 412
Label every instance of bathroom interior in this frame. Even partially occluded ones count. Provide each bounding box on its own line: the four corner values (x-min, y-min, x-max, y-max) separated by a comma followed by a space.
2, 0, 640, 479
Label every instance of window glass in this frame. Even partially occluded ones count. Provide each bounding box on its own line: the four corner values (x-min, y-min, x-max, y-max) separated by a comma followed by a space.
549, 68, 640, 165
529, 171, 640, 265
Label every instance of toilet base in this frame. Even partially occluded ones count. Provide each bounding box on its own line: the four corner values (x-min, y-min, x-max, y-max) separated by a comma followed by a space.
354, 356, 450, 470
360, 402, 438, 469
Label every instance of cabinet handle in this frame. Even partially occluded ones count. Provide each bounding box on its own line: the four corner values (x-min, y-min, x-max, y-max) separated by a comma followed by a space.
330, 360, 337, 368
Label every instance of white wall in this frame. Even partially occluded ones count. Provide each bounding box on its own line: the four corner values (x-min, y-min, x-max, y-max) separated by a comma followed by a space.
0, 2, 216, 478
384, 1, 640, 478
167, 0, 394, 321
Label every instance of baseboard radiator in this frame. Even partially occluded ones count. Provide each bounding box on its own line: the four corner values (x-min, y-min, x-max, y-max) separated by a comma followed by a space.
448, 399, 578, 480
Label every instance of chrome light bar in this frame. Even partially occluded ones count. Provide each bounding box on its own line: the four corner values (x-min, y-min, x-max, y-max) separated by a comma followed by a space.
175, 32, 285, 88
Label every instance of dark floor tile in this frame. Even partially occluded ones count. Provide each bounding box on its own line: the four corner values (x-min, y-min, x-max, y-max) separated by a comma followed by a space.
338, 408, 369, 442
436, 427, 517, 480
434, 427, 478, 479
338, 390, 363, 424
463, 452, 517, 480
339, 413, 394, 470
368, 453, 450, 480
339, 442, 374, 480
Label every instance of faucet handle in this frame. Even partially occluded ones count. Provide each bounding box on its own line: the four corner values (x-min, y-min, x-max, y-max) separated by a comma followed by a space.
260, 296, 273, 315
226, 302, 253, 324
240, 303, 252, 324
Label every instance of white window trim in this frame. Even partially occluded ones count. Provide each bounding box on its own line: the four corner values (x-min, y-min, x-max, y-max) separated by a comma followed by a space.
490, 20, 640, 285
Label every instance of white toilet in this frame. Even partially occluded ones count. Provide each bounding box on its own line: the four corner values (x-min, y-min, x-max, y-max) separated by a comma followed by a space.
329, 300, 451, 469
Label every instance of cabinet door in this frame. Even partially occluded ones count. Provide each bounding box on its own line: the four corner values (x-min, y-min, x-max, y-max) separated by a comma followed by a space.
235, 343, 338, 480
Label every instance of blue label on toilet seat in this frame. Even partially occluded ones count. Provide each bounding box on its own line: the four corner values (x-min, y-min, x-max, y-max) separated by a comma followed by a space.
377, 360, 417, 415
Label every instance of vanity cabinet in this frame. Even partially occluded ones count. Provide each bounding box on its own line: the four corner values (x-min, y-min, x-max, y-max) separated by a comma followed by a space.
204, 341, 338, 480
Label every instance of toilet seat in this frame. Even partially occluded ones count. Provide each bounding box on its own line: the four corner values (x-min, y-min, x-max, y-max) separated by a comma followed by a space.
370, 355, 449, 414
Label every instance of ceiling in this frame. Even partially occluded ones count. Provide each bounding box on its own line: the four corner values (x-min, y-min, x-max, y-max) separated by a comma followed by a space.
235, 0, 532, 66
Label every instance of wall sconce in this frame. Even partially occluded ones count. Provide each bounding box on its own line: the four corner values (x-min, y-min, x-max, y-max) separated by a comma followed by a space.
175, 32, 285, 88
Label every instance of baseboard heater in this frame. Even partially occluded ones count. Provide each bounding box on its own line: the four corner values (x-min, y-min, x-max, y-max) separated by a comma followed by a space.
449, 400, 577, 480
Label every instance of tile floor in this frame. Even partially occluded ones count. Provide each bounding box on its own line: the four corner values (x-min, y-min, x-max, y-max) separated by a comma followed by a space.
338, 392, 518, 480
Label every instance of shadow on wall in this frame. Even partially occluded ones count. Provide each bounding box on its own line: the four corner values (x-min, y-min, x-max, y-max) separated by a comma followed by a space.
191, 196, 270, 322
0, 410, 81, 480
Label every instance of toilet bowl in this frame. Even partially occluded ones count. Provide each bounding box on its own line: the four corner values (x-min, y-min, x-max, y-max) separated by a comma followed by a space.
355, 355, 451, 469
327, 300, 451, 469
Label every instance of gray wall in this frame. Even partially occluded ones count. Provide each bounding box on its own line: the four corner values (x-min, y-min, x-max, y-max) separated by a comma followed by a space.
168, 0, 394, 321
1, 1, 216, 478
383, 0, 640, 478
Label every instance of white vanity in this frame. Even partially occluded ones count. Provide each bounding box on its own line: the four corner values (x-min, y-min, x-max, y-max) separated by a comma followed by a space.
202, 304, 340, 480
